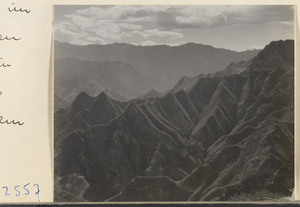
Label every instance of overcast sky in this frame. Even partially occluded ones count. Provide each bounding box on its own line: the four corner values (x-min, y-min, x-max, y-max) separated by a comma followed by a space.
54, 5, 294, 51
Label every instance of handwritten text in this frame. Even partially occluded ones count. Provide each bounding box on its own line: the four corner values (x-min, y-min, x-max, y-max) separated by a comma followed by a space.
0, 115, 24, 126
1, 183, 40, 202
0, 58, 11, 68
0, 35, 21, 41
8, 3, 31, 13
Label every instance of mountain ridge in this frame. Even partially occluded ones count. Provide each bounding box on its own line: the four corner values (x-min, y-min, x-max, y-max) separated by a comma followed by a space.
54, 40, 260, 93
55, 40, 260, 53
54, 40, 294, 202
54, 59, 160, 111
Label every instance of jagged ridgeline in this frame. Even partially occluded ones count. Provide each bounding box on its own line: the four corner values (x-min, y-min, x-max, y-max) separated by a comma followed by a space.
54, 40, 294, 202
54, 41, 260, 111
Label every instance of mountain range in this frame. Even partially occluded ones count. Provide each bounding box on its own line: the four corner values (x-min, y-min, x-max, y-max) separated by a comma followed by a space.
54, 59, 160, 110
54, 40, 294, 202
54, 41, 260, 111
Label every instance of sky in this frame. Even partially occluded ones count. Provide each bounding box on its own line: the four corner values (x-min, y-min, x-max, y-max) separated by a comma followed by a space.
54, 5, 294, 52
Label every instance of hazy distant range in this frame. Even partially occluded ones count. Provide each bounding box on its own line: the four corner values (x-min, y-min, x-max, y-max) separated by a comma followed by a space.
54, 41, 260, 111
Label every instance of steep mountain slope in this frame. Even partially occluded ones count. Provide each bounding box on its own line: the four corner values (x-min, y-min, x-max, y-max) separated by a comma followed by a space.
54, 59, 159, 111
55, 41, 260, 92
54, 40, 294, 202
139, 89, 164, 99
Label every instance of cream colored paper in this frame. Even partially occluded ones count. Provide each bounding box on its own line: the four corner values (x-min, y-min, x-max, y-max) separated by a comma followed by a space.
0, 0, 53, 202
0, 0, 298, 203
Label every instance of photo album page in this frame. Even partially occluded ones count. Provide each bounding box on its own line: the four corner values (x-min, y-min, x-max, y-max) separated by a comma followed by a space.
0, 0, 299, 204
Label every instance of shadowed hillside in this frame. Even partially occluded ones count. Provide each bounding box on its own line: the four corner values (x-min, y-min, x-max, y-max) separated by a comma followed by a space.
54, 40, 294, 202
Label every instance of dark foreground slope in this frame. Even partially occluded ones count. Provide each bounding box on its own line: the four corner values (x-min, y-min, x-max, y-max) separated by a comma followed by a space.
54, 40, 294, 202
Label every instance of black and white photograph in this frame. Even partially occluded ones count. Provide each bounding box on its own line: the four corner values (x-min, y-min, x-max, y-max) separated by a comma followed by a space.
53, 5, 295, 202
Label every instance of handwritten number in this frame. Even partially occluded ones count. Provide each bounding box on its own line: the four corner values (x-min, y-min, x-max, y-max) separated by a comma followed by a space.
33, 184, 40, 202
8, 3, 31, 13
14, 185, 20, 197
23, 183, 30, 195
0, 183, 41, 199
2, 186, 10, 196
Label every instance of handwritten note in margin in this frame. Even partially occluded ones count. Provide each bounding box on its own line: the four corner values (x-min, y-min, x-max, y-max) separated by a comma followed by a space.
0, 0, 53, 202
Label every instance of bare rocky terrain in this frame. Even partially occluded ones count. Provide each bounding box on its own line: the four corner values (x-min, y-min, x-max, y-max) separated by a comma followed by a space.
54, 40, 294, 202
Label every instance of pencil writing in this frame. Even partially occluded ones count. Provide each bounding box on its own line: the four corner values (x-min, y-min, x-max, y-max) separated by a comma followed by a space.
0, 58, 11, 68
0, 115, 24, 126
0, 35, 21, 41
8, 3, 31, 13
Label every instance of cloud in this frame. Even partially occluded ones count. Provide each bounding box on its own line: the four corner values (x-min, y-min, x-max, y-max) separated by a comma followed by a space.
126, 16, 156, 23
223, 5, 294, 26
133, 29, 183, 40
176, 13, 227, 27
73, 5, 167, 23
54, 5, 294, 46
55, 6, 185, 45
172, 5, 294, 28
55, 13, 144, 44
173, 6, 228, 28
248, 45, 263, 50
140, 40, 159, 46
54, 19, 108, 45
279, 21, 294, 26
55, 27, 106, 45
168, 41, 188, 46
